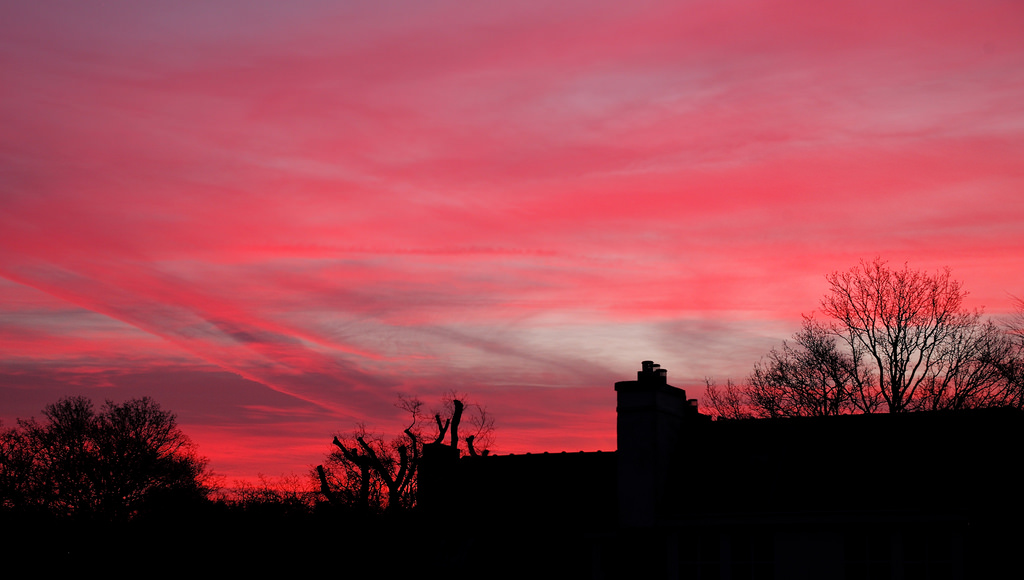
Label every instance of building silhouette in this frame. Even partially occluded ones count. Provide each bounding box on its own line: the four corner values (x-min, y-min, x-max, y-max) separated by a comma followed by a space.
420, 361, 1024, 579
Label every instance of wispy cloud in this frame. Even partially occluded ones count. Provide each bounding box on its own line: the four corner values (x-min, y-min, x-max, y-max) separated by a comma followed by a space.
2, 0, 1023, 479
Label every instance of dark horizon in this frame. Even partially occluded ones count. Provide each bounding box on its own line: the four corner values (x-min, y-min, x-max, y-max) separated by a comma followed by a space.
5, 362, 1021, 579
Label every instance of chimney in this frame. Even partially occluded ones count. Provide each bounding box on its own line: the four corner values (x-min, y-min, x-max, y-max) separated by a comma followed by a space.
615, 361, 693, 527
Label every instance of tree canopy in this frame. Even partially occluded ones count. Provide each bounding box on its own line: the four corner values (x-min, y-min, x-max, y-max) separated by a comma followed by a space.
0, 396, 211, 519
706, 259, 1024, 419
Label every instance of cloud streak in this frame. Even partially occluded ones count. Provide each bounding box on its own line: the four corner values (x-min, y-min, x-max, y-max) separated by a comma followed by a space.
2, 0, 1023, 480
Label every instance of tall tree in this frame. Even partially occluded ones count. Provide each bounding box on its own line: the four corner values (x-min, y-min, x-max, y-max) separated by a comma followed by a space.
705, 260, 1022, 418
821, 258, 984, 413
749, 319, 869, 416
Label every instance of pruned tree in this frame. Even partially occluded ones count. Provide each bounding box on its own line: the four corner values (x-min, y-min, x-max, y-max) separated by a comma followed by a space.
435, 392, 494, 457
316, 393, 492, 512
704, 260, 1023, 419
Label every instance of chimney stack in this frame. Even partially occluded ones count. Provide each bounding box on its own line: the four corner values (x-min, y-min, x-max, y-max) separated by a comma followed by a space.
615, 361, 699, 526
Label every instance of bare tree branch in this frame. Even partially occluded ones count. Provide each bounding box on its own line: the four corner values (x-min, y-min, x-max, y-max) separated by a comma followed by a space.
704, 260, 1023, 420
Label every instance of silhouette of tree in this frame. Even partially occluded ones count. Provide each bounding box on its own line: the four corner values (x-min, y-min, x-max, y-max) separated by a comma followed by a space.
229, 474, 318, 516
316, 394, 492, 512
0, 396, 211, 519
995, 296, 1024, 407
0, 422, 35, 511
706, 260, 1023, 418
703, 379, 752, 420
823, 259, 987, 412
707, 319, 877, 419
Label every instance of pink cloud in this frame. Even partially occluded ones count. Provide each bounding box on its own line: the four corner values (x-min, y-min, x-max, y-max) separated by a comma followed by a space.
2, 0, 1023, 480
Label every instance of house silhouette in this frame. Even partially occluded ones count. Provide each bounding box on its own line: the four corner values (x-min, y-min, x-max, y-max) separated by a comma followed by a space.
419, 361, 1024, 579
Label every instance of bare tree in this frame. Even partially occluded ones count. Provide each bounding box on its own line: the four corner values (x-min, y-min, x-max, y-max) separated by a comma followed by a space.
705, 319, 875, 419
822, 259, 999, 413
231, 474, 318, 514
916, 319, 1018, 410
992, 296, 1024, 408
0, 422, 36, 511
705, 260, 1023, 418
751, 319, 871, 416
703, 379, 753, 420
316, 393, 493, 512
436, 392, 494, 457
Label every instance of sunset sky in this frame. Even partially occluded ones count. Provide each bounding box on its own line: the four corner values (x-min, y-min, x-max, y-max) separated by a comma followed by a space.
2, 0, 1023, 482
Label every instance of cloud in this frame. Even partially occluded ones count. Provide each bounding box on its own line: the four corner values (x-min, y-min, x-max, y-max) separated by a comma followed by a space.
2, 0, 1023, 479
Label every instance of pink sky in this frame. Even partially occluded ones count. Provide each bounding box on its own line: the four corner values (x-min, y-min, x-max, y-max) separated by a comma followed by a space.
2, 0, 1023, 482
